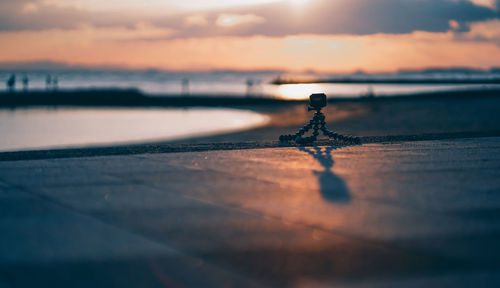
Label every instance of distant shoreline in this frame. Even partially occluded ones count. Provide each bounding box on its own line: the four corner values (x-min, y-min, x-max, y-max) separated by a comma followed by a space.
1, 88, 500, 108
0, 89, 294, 108
272, 77, 500, 85
1, 88, 500, 160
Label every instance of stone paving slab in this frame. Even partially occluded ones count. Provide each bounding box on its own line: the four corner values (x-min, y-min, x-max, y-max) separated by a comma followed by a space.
0, 137, 500, 287
0, 280, 10, 288
0, 188, 178, 265
0, 187, 263, 287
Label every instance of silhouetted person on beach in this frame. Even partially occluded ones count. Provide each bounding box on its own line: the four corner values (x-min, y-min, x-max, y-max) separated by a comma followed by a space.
22, 74, 29, 92
46, 75, 52, 90
246, 78, 254, 97
182, 78, 190, 96
6, 74, 15, 92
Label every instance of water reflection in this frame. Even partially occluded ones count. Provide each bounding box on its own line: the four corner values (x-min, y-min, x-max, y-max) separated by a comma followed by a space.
0, 108, 269, 152
275, 83, 324, 100
272, 83, 500, 100
299, 146, 350, 203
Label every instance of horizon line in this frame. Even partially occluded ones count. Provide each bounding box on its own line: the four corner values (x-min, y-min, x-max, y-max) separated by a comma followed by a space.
1, 60, 500, 75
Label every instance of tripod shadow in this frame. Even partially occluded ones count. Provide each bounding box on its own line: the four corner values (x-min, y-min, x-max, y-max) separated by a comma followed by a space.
298, 146, 351, 204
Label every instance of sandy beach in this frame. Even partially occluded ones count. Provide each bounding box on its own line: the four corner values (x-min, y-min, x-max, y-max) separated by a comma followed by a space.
184, 90, 500, 144
1, 89, 500, 160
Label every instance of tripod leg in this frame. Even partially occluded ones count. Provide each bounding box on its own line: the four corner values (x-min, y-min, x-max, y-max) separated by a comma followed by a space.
312, 115, 320, 139
321, 126, 360, 144
316, 111, 360, 144
279, 118, 314, 142
279, 109, 361, 144
296, 115, 320, 144
297, 120, 314, 137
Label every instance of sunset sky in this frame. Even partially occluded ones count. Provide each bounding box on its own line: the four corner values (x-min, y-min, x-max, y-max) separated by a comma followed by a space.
1, 0, 500, 72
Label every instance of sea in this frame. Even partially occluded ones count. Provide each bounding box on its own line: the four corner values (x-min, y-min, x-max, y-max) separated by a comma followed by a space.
2, 69, 500, 100
0, 107, 269, 152
2, 69, 500, 151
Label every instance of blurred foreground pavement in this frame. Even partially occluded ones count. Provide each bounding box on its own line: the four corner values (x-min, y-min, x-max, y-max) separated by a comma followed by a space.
1, 137, 500, 287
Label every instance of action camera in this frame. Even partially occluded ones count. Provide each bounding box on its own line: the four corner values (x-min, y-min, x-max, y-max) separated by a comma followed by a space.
308, 93, 327, 111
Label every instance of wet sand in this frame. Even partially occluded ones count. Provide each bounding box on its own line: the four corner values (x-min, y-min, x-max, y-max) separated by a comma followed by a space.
1, 137, 500, 287
172, 89, 500, 144
1, 89, 500, 160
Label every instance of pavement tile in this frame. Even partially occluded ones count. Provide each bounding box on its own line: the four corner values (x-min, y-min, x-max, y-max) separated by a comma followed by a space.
0, 166, 123, 188
327, 269, 500, 288
1, 137, 500, 286
0, 279, 10, 288
0, 189, 178, 265
0, 189, 262, 288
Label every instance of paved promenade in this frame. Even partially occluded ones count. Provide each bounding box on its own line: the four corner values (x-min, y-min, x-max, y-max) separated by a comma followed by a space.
1, 137, 500, 287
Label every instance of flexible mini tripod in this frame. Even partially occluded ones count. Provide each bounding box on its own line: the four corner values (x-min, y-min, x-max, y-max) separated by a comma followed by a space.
279, 93, 360, 145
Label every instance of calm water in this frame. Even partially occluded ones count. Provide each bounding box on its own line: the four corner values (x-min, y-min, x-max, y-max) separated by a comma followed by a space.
0, 108, 269, 152
2, 70, 500, 100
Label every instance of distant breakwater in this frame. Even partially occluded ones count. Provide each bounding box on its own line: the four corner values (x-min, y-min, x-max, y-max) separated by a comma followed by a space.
1, 88, 500, 108
272, 77, 500, 85
0, 89, 299, 108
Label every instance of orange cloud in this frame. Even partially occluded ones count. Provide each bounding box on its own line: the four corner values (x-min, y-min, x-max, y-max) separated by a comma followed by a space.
463, 19, 500, 41
21, 2, 39, 14
468, 0, 497, 9
184, 15, 208, 27
216, 14, 266, 28
1, 23, 500, 72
